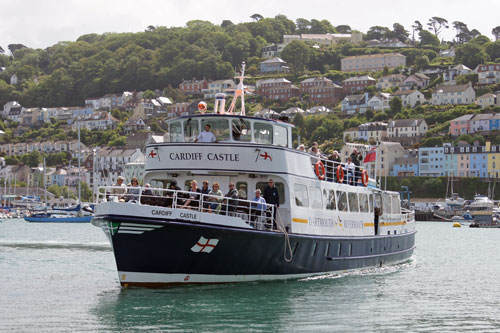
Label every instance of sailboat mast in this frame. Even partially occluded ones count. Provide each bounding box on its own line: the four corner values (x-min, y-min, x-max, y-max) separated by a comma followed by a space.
43, 157, 47, 209
77, 124, 81, 204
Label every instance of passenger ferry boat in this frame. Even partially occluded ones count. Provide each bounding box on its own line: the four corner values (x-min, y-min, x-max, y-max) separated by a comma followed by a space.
92, 63, 416, 287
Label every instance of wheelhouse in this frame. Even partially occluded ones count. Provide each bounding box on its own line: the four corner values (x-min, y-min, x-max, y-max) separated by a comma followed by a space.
166, 114, 293, 148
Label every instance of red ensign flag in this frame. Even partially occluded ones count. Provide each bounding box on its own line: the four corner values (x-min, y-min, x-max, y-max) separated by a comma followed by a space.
363, 147, 377, 163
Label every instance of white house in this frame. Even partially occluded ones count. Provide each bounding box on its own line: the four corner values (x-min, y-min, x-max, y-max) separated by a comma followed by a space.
432, 83, 476, 105
124, 154, 146, 183
443, 64, 472, 85
391, 89, 426, 107
376, 74, 406, 90
387, 119, 428, 138
367, 93, 391, 111
476, 93, 496, 108
94, 148, 145, 186
204, 80, 235, 99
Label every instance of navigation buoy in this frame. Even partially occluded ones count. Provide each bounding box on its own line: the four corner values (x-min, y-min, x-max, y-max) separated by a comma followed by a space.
453, 222, 461, 228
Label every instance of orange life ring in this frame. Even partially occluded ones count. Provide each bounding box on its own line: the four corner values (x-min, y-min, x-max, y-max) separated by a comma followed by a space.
315, 161, 326, 180
361, 170, 369, 186
336, 165, 344, 183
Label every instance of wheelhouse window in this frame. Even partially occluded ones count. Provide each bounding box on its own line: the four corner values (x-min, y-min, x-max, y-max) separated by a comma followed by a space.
183, 118, 199, 142
391, 195, 401, 214
336, 191, 348, 212
231, 118, 251, 142
294, 184, 309, 207
201, 118, 230, 141
383, 193, 392, 215
169, 121, 183, 142
348, 192, 359, 212
323, 189, 336, 210
273, 125, 288, 147
254, 122, 273, 144
309, 187, 323, 209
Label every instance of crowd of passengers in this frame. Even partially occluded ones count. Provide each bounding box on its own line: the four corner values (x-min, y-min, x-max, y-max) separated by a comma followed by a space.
298, 142, 365, 186
109, 176, 280, 228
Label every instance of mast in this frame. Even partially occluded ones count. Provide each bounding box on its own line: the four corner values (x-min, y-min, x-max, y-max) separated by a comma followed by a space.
227, 62, 246, 115
43, 157, 47, 210
77, 124, 81, 204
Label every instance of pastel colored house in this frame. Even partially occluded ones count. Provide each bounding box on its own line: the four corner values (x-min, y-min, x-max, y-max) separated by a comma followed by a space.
391, 150, 419, 176
469, 149, 488, 178
419, 147, 445, 177
469, 113, 492, 134
489, 114, 500, 131
449, 114, 474, 136
443, 144, 458, 177
358, 122, 388, 142
486, 142, 500, 177
456, 145, 471, 177
432, 83, 476, 105
391, 89, 426, 107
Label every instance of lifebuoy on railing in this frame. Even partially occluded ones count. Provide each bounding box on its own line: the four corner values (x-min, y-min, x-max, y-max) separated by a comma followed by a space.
315, 161, 326, 180
336, 165, 344, 183
361, 170, 369, 186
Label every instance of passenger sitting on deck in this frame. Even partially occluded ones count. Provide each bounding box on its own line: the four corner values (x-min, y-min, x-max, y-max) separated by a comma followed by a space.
142, 183, 153, 196
125, 177, 141, 202
110, 176, 127, 201
181, 180, 202, 209
165, 180, 182, 207
309, 145, 321, 163
206, 182, 223, 213
195, 124, 217, 143
297, 144, 305, 152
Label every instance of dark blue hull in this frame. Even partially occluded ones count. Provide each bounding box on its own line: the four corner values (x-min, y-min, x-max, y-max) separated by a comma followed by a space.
24, 216, 92, 223
95, 215, 416, 287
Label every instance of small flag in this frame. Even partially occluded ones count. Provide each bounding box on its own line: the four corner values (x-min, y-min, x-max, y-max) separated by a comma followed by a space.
191, 236, 219, 253
364, 147, 377, 163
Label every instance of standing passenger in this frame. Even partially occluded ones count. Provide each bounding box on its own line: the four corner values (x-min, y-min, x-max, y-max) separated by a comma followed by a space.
195, 124, 217, 143
263, 179, 279, 228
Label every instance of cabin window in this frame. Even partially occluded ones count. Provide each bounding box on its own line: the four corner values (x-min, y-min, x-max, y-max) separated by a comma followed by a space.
169, 121, 183, 142
236, 182, 248, 200
336, 191, 348, 212
359, 193, 369, 212
368, 194, 374, 212
375, 193, 382, 215
294, 184, 309, 207
323, 189, 336, 210
391, 195, 401, 214
383, 193, 392, 215
256, 182, 285, 204
231, 118, 251, 142
254, 122, 273, 144
273, 125, 288, 147
348, 192, 359, 212
183, 118, 199, 142
150, 179, 173, 189
309, 187, 323, 209
201, 118, 230, 141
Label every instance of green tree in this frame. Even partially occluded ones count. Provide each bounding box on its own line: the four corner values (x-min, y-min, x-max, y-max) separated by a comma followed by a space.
336, 25, 351, 34
414, 55, 430, 70
419, 30, 440, 46
455, 42, 488, 69
250, 14, 263, 22
366, 26, 390, 40
427, 17, 449, 38
280, 40, 310, 74
143, 89, 156, 99
388, 97, 402, 117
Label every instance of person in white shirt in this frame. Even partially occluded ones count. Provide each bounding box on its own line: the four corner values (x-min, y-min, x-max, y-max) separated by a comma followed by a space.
195, 124, 217, 143
345, 156, 356, 185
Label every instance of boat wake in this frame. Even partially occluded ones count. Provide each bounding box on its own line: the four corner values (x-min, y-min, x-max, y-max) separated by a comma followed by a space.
0, 240, 112, 252
299, 259, 416, 282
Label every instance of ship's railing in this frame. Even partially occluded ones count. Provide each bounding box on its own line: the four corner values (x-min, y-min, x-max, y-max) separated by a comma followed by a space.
310, 156, 368, 186
401, 208, 415, 223
98, 186, 275, 230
